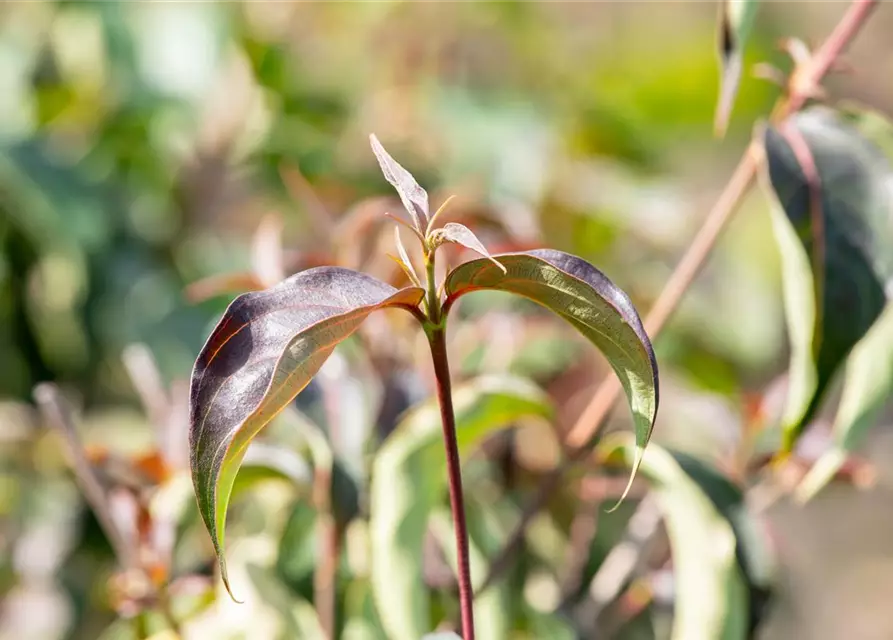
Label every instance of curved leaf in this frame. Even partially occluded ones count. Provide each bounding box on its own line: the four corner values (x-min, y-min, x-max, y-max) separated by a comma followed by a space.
715, 0, 759, 136
760, 108, 893, 452
796, 302, 893, 501
189, 266, 423, 597
445, 249, 659, 502
600, 436, 750, 640
369, 375, 552, 640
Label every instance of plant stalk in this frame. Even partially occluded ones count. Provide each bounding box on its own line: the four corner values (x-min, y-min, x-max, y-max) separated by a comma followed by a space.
428, 326, 475, 640
477, 0, 879, 595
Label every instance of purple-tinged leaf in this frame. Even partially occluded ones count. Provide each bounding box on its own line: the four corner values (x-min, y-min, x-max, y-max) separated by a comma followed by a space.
430, 222, 506, 273
370, 134, 429, 230
189, 267, 424, 598
444, 249, 659, 506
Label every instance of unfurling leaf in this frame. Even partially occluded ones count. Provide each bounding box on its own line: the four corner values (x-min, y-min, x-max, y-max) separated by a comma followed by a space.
715, 0, 759, 136
600, 437, 753, 640
760, 108, 893, 452
369, 134, 429, 230
189, 267, 423, 598
444, 249, 659, 506
429, 222, 506, 273
370, 376, 552, 640
391, 226, 421, 286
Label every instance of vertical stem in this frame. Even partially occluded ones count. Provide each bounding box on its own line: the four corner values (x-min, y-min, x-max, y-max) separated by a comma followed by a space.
428, 326, 475, 640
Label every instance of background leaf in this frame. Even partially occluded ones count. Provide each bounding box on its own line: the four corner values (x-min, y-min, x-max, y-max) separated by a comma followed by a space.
445, 249, 659, 500
715, 0, 759, 136
760, 107, 893, 452
600, 436, 751, 640
796, 303, 893, 501
369, 375, 552, 640
189, 267, 423, 596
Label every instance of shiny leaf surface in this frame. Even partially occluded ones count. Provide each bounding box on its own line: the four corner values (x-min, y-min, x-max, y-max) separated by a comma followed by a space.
445, 249, 659, 502
189, 267, 423, 597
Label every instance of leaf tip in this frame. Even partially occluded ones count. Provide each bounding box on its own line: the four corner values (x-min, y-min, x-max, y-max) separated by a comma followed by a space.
605, 445, 643, 513
219, 555, 244, 604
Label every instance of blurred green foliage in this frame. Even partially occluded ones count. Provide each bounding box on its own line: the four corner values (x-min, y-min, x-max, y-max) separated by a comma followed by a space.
2, 2, 893, 639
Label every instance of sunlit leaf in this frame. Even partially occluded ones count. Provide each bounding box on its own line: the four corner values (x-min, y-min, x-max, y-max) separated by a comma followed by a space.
760, 108, 893, 452
445, 249, 659, 504
370, 133, 429, 230
189, 267, 423, 598
429, 222, 506, 273
369, 375, 552, 640
715, 0, 759, 136
600, 436, 750, 640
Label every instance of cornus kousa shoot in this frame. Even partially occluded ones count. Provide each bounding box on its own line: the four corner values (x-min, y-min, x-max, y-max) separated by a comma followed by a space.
187, 134, 659, 639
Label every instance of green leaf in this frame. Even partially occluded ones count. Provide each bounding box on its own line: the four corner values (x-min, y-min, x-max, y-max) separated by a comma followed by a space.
445, 249, 659, 505
796, 302, 893, 502
760, 108, 893, 452
369, 375, 553, 640
189, 267, 423, 598
715, 0, 759, 136
600, 436, 750, 640
429, 505, 511, 640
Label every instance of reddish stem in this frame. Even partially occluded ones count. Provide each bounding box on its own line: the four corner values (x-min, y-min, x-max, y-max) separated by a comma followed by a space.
428, 327, 475, 640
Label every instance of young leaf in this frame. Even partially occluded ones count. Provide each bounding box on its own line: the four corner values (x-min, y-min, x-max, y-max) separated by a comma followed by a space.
429, 222, 506, 273
369, 375, 553, 640
760, 108, 893, 452
370, 133, 429, 230
600, 436, 751, 640
189, 267, 424, 598
715, 0, 759, 136
444, 249, 659, 504
392, 226, 422, 286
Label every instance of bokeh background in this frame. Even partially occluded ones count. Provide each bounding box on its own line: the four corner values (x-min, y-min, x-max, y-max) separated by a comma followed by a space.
2, 2, 893, 639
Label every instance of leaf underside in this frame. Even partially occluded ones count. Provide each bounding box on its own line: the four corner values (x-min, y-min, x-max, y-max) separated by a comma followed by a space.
189, 266, 423, 596
445, 248, 659, 502
761, 108, 893, 451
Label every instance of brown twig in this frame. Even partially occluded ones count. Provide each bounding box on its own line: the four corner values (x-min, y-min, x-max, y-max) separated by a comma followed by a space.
478, 0, 879, 595
33, 384, 136, 567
